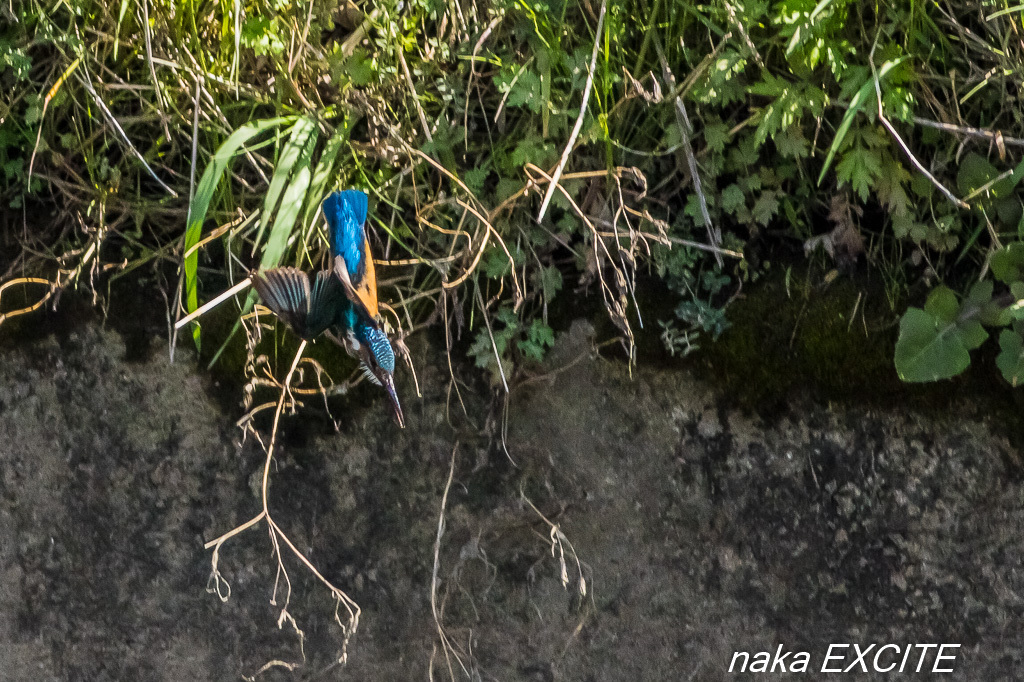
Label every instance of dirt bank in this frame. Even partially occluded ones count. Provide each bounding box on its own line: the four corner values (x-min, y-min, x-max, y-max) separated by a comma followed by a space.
1, 316, 1022, 680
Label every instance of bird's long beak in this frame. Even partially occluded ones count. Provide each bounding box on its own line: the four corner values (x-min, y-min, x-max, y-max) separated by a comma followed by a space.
380, 372, 405, 428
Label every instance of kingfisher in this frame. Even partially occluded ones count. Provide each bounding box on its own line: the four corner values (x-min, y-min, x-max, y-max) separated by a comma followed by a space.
252, 190, 404, 427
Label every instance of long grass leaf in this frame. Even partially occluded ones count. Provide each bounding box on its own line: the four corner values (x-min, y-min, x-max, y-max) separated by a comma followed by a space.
261, 128, 319, 271
818, 57, 906, 185
253, 116, 317, 252
208, 125, 320, 368
183, 115, 296, 345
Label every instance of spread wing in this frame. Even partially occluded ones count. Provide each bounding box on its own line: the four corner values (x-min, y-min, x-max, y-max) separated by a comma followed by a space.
253, 268, 344, 339
323, 189, 380, 324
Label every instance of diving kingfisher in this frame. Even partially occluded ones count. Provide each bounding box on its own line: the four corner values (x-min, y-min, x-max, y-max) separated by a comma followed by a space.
252, 190, 404, 428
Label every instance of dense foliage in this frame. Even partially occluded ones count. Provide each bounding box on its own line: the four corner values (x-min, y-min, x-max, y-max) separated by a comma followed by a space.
4, 0, 1024, 383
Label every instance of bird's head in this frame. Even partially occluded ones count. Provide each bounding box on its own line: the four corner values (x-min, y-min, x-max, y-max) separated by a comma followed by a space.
357, 324, 405, 429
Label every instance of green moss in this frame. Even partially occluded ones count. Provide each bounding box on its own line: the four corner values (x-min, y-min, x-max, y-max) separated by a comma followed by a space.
694, 267, 922, 410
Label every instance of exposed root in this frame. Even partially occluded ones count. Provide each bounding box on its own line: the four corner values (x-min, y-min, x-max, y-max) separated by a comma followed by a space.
204, 334, 361, 676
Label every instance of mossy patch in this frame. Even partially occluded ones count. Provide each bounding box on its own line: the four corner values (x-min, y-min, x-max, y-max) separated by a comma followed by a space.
691, 265, 1024, 425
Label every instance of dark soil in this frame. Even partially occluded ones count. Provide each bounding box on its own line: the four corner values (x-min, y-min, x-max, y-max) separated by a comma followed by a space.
1, 310, 1023, 680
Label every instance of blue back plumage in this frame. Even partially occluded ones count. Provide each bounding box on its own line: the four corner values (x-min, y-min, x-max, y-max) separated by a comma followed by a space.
323, 190, 368, 279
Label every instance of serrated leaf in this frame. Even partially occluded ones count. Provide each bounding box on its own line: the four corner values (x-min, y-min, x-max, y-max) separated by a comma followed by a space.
875, 152, 911, 216
752, 191, 780, 226
463, 167, 489, 195
836, 145, 881, 202
775, 126, 809, 159
819, 57, 906, 185
704, 122, 730, 154
536, 265, 563, 303
722, 184, 746, 214
506, 69, 543, 113
483, 246, 512, 278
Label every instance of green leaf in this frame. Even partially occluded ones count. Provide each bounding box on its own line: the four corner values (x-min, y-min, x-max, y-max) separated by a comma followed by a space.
894, 307, 974, 382
819, 57, 906, 185
721, 184, 746, 214
261, 125, 318, 272
183, 116, 297, 348
704, 121, 730, 154
518, 319, 555, 361
254, 117, 317, 250
483, 246, 512, 278
957, 152, 998, 196
752, 191, 780, 226
895, 285, 989, 382
997, 329, 1024, 386
536, 265, 563, 303
835, 144, 881, 202
346, 50, 375, 87
463, 167, 489, 195
299, 122, 350, 243
991, 243, 1024, 284
775, 126, 809, 159
875, 151, 911, 216
924, 285, 959, 321
505, 69, 543, 113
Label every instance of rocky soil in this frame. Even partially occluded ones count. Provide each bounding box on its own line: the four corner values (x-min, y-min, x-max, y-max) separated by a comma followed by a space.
1, 312, 1023, 680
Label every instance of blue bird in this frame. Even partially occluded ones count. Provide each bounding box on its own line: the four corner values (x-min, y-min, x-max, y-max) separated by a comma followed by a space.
253, 268, 404, 428
251, 190, 403, 427
323, 189, 380, 326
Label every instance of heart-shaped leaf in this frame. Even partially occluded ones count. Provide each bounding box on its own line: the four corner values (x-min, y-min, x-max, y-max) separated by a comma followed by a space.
895, 287, 989, 382
997, 328, 1024, 386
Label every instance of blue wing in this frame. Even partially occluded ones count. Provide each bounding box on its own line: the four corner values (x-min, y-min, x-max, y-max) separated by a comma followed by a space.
253, 268, 344, 339
324, 190, 368, 277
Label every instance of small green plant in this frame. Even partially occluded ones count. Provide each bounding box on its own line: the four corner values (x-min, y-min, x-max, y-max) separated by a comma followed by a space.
894, 244, 1024, 385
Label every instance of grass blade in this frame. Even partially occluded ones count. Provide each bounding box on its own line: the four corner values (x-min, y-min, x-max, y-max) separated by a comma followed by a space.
818, 57, 906, 185
183, 115, 297, 347
253, 116, 317, 252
